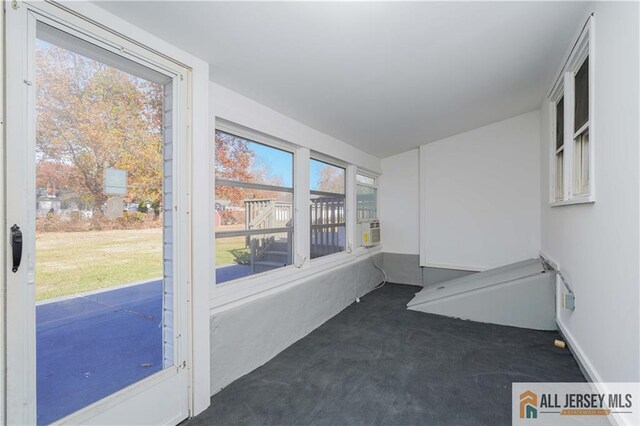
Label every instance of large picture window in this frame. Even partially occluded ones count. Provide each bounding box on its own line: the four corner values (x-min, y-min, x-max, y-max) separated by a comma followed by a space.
310, 158, 346, 259
215, 130, 294, 284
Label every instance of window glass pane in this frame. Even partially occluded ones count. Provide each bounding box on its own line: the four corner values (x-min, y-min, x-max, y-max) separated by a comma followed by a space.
310, 194, 346, 259
35, 25, 172, 424
573, 131, 590, 196
356, 174, 376, 186
573, 137, 582, 193
310, 159, 345, 194
556, 96, 564, 150
575, 57, 589, 132
357, 185, 377, 221
582, 131, 590, 193
555, 151, 564, 201
214, 130, 295, 283
215, 130, 293, 188
215, 187, 293, 232
216, 231, 292, 284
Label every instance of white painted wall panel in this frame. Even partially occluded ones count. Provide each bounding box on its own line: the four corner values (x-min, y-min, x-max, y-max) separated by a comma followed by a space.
210, 254, 382, 394
540, 3, 640, 382
420, 111, 541, 270
379, 150, 421, 255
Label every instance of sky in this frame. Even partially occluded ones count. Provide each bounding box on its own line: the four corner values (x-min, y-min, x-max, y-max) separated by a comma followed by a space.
250, 143, 293, 187
249, 143, 344, 190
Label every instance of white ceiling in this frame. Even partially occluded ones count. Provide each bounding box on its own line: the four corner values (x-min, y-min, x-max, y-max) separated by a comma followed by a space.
96, 1, 589, 158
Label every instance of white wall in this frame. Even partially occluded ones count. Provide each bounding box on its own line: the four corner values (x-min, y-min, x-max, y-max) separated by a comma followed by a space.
379, 149, 421, 255
380, 112, 541, 271
541, 2, 639, 383
420, 111, 541, 270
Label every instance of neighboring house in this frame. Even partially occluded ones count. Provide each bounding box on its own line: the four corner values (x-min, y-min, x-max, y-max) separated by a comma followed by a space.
35, 188, 61, 215
215, 199, 230, 211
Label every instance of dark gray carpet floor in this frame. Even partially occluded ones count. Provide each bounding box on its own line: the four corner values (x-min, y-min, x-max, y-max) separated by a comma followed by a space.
188, 283, 585, 426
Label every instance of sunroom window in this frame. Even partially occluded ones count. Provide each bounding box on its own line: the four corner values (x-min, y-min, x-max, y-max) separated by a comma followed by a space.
555, 96, 565, 201
573, 57, 590, 196
549, 16, 593, 205
310, 158, 346, 259
356, 173, 378, 221
215, 130, 294, 284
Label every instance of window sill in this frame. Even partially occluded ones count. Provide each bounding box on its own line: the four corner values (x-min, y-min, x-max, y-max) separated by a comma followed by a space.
549, 195, 595, 207
209, 245, 382, 313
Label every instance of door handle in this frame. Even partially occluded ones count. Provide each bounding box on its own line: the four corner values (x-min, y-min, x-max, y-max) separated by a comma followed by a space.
11, 224, 22, 273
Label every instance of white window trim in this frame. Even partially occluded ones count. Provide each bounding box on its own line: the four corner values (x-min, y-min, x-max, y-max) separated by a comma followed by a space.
549, 83, 566, 204
214, 123, 297, 287
212, 121, 372, 308
346, 165, 357, 253
548, 15, 595, 207
309, 154, 350, 262
356, 170, 379, 189
311, 150, 350, 170
216, 119, 298, 153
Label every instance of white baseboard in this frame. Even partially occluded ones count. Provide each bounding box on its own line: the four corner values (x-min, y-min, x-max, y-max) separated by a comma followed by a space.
556, 320, 601, 383
548, 251, 624, 425
555, 321, 626, 426
420, 262, 485, 272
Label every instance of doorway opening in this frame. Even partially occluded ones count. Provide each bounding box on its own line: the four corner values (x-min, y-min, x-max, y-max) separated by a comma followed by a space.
34, 22, 175, 424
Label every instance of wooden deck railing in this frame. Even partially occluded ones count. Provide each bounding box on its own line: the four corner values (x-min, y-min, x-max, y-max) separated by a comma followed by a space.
356, 193, 377, 221
243, 197, 346, 261
244, 199, 293, 263
244, 199, 293, 230
310, 196, 345, 258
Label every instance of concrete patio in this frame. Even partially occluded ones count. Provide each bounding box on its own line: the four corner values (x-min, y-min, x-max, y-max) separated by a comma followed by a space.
36, 280, 163, 425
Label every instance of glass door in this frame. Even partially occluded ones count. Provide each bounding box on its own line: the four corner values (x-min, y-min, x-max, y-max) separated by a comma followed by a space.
5, 3, 191, 424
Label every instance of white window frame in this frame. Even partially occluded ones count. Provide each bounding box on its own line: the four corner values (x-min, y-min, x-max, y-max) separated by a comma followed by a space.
211, 121, 367, 309
550, 90, 565, 202
356, 170, 379, 222
549, 15, 595, 206
214, 122, 298, 286
309, 154, 349, 261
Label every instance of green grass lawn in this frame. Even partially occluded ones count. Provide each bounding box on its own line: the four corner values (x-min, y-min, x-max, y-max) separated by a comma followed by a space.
36, 228, 250, 301
216, 237, 249, 266
36, 228, 163, 301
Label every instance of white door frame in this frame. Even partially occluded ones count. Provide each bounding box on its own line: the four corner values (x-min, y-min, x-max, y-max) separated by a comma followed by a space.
4, 1, 193, 424
0, 5, 6, 424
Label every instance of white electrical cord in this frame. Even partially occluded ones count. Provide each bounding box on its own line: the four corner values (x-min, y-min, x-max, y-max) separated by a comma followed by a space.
539, 255, 575, 311
355, 251, 388, 303
294, 256, 307, 268
369, 251, 388, 292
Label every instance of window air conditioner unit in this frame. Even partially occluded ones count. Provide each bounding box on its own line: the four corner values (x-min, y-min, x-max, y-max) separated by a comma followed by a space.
360, 219, 380, 248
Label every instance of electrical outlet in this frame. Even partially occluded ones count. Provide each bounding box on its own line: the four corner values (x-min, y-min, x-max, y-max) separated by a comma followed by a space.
563, 293, 575, 310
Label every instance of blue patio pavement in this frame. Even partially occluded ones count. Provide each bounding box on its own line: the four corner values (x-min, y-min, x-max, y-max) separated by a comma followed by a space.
215, 264, 251, 284
36, 280, 163, 425
37, 263, 251, 424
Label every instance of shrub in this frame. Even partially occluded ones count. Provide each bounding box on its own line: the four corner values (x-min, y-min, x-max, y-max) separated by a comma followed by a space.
220, 210, 244, 225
